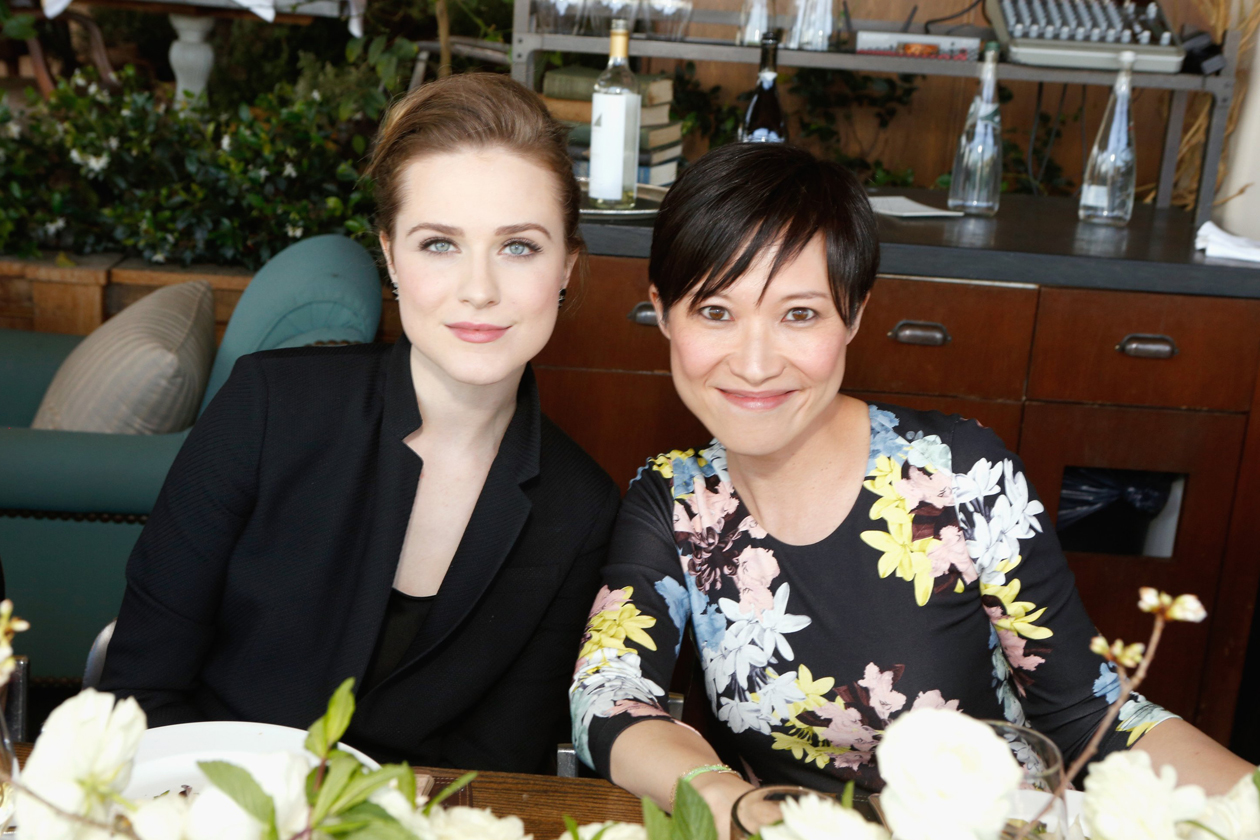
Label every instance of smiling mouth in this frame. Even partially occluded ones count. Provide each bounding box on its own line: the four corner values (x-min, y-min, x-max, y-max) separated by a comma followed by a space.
718, 389, 796, 411
447, 322, 511, 344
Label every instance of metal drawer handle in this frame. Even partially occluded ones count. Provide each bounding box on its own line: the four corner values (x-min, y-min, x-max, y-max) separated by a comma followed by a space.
889, 320, 951, 347
1116, 333, 1179, 360
628, 302, 659, 326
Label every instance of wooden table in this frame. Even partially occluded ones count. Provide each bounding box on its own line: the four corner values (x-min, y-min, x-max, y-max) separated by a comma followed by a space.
415, 766, 644, 839
14, 746, 644, 838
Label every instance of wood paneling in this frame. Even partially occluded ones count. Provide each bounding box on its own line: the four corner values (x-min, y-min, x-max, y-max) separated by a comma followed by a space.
535, 366, 710, 489
845, 277, 1038, 400
31, 281, 103, 334
846, 390, 1024, 450
1018, 401, 1248, 722
1029, 288, 1260, 411
536, 256, 670, 373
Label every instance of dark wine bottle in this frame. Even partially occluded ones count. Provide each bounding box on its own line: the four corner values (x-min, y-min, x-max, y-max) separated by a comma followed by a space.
738, 32, 787, 143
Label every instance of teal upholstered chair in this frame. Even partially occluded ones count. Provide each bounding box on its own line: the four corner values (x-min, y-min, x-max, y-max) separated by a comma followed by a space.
0, 235, 382, 679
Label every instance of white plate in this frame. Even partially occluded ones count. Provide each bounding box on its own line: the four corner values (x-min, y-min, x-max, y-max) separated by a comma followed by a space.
122, 721, 380, 801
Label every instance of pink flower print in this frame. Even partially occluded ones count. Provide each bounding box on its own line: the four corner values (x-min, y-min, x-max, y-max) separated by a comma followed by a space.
928, 525, 978, 583
857, 663, 907, 722
673, 502, 691, 536
896, 466, 956, 511
737, 515, 768, 539
815, 703, 879, 768
691, 481, 740, 535
587, 585, 629, 619
910, 689, 961, 711
610, 700, 670, 718
733, 546, 780, 617
983, 604, 1046, 675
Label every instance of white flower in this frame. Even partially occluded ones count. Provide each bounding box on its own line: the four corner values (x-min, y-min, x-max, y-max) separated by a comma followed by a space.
311, 89, 322, 101
42, 217, 67, 238
255, 166, 269, 181
560, 821, 648, 840
187, 751, 311, 840
85, 152, 109, 174
132, 794, 192, 840
120, 108, 132, 117
87, 81, 99, 96
151, 252, 167, 264
221, 134, 232, 152
876, 709, 1023, 840
16, 689, 147, 840
286, 225, 303, 239
107, 136, 119, 150
1084, 751, 1205, 840
425, 805, 529, 840
4, 122, 19, 138
953, 458, 1001, 505
71, 70, 86, 87
755, 669, 806, 724
283, 162, 297, 177
69, 147, 84, 164
1178, 771, 1260, 840
1168, 594, 1207, 623
761, 793, 889, 840
907, 434, 952, 472
717, 695, 772, 734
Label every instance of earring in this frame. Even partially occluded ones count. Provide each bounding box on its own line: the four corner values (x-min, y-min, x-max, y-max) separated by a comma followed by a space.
558, 288, 567, 309
390, 279, 399, 301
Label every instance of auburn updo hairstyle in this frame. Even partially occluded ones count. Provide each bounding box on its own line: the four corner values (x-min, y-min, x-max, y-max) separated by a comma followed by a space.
366, 73, 585, 266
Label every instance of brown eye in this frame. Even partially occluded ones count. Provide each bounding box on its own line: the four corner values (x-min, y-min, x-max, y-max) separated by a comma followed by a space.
700, 306, 731, 321
785, 308, 816, 322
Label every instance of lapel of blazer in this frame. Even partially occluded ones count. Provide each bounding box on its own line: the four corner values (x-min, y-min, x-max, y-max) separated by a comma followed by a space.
363, 365, 543, 695
334, 337, 424, 692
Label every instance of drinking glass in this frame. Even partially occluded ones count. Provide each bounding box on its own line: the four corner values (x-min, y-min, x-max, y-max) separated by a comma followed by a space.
731, 785, 826, 840
642, 0, 692, 40
536, 0, 585, 34
0, 713, 17, 831
985, 721, 1069, 840
582, 0, 640, 36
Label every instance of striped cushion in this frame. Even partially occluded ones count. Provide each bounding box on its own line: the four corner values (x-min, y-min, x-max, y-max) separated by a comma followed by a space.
31, 280, 215, 434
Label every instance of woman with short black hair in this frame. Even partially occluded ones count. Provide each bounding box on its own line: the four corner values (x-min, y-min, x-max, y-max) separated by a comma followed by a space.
569, 142, 1252, 833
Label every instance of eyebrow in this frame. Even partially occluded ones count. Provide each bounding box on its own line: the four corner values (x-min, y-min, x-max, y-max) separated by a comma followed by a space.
777, 291, 831, 302
404, 221, 555, 240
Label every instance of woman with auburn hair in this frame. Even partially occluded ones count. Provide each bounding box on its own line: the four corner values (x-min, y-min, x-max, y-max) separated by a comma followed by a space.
569, 142, 1253, 834
100, 73, 620, 771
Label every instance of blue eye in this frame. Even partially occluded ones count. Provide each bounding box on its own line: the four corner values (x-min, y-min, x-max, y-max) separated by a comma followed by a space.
504, 240, 539, 257
423, 239, 454, 253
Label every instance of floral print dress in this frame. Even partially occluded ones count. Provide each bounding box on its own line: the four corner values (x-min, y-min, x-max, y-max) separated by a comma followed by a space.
569, 403, 1175, 793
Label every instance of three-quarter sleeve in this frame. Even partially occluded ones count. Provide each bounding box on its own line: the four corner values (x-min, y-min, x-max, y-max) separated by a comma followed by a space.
950, 418, 1177, 768
570, 463, 691, 776
98, 355, 268, 725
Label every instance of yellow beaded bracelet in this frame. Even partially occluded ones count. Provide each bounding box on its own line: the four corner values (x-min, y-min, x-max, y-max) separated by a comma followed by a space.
669, 764, 741, 812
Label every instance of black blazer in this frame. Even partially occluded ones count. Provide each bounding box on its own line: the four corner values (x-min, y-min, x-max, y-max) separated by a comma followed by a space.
99, 338, 621, 772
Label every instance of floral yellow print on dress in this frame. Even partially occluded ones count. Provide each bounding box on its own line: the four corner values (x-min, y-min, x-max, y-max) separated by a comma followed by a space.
570, 404, 1175, 793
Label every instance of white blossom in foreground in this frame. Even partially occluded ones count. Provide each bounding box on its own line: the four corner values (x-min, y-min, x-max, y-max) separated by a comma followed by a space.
760, 793, 890, 840
186, 752, 311, 840
1084, 751, 1205, 840
421, 804, 530, 840
16, 689, 146, 840
1177, 771, 1260, 840
131, 794, 193, 840
876, 708, 1023, 840
558, 821, 648, 840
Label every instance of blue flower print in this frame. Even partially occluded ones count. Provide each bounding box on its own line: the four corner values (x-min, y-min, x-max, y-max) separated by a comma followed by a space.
868, 406, 907, 473
1093, 662, 1121, 703
655, 577, 690, 656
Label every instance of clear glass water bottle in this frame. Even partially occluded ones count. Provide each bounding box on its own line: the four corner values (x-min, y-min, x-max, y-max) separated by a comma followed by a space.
588, 18, 641, 209
947, 43, 1002, 217
738, 33, 787, 143
1079, 51, 1137, 226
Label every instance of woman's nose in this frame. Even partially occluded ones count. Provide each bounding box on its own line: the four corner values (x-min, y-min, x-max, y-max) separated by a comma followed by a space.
458, 257, 500, 308
727, 321, 784, 385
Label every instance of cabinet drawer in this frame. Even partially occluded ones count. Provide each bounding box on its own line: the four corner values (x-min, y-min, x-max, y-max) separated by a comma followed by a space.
534, 256, 669, 373
844, 277, 1038, 401
1028, 288, 1260, 411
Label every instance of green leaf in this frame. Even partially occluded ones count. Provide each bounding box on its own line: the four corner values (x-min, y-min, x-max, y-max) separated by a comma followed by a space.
198, 760, 279, 840
305, 677, 356, 759
670, 780, 716, 840
367, 36, 387, 66
3, 15, 37, 40
346, 37, 366, 63
378, 54, 399, 89
329, 764, 416, 816
324, 803, 417, 839
423, 771, 477, 815
310, 753, 361, 825
1253, 766, 1259, 798
841, 780, 854, 810
564, 814, 583, 840
642, 797, 672, 840
352, 134, 366, 155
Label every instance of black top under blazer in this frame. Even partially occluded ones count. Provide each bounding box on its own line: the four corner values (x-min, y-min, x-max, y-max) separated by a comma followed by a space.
99, 337, 621, 772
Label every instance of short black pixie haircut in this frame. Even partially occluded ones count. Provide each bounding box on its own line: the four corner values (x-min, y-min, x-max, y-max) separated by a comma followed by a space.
649, 143, 879, 326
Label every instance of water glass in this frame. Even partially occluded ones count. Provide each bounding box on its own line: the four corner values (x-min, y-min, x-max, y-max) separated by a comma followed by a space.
985, 721, 1070, 840
0, 713, 17, 831
642, 0, 692, 40
731, 785, 825, 840
582, 0, 640, 36
536, 0, 585, 34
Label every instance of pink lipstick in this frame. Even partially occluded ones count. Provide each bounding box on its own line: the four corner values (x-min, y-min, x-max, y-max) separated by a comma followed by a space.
447, 322, 510, 343
719, 389, 794, 411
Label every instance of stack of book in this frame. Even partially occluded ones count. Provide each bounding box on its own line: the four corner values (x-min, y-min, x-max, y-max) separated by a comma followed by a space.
542, 65, 684, 187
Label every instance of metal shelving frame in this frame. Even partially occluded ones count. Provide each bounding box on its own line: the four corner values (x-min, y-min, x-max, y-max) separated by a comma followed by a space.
510, 6, 1239, 226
